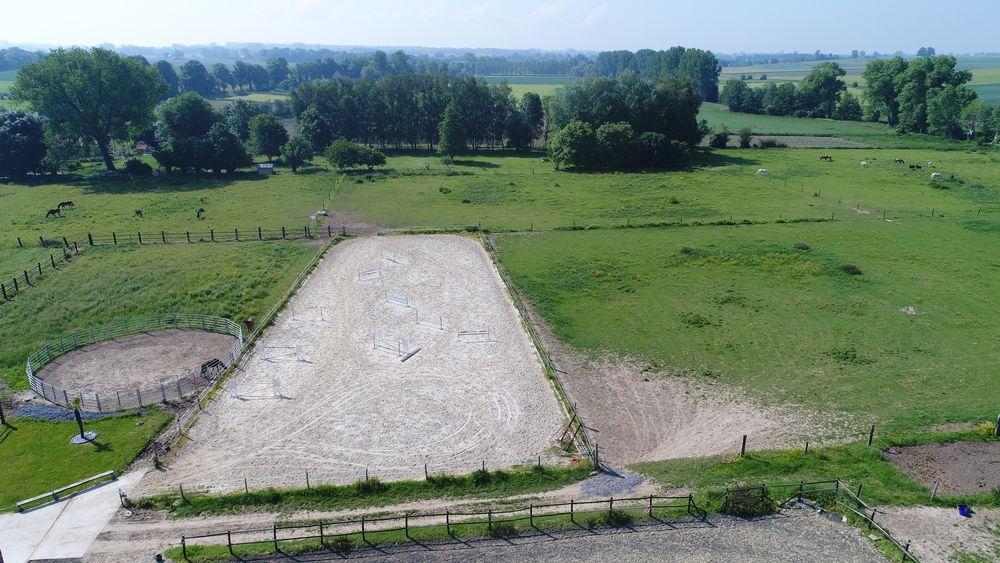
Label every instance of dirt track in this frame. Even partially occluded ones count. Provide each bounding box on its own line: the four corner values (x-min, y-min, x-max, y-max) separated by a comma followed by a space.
35, 329, 236, 393
520, 291, 815, 468
884, 440, 1000, 495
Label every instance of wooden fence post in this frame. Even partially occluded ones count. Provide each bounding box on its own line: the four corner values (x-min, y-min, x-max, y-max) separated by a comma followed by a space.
138, 232, 143, 245
88, 233, 94, 246
113, 232, 117, 245
210, 229, 215, 242
405, 514, 410, 540
13, 277, 19, 292
994, 413, 999, 437
282, 226, 286, 239
234, 227, 239, 242
1, 283, 7, 300
361, 516, 366, 543
17, 236, 23, 247
227, 531, 233, 556
570, 499, 574, 524
741, 434, 747, 456
161, 231, 166, 243
445, 510, 450, 536
181, 536, 187, 560
39, 235, 45, 248
318, 521, 324, 544
272, 524, 278, 552
306, 472, 310, 489
51, 254, 56, 268
186, 231, 191, 243
62, 236, 69, 248
868, 425, 875, 446
258, 227, 262, 240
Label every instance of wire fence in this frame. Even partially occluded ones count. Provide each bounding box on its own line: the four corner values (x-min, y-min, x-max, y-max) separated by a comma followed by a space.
1, 245, 81, 303
25, 314, 243, 411
10, 224, 346, 250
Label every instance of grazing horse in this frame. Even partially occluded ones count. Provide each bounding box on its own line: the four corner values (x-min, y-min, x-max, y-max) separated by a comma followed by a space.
45, 208, 61, 218
894, 158, 905, 164
135, 209, 144, 218
927, 161, 935, 167
196, 207, 206, 220
820, 155, 833, 161
909, 164, 923, 171
756, 168, 770, 175
859, 161, 868, 168
57, 200, 75, 209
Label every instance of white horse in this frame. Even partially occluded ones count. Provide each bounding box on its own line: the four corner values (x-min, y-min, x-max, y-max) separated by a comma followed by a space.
756, 168, 770, 175
860, 161, 868, 168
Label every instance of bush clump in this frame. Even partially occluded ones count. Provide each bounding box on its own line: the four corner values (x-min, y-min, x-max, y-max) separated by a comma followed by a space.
600, 509, 635, 528
794, 242, 811, 251
123, 158, 153, 175
438, 186, 451, 194
680, 246, 695, 255
354, 477, 388, 495
758, 139, 788, 149
489, 522, 520, 537
838, 263, 863, 275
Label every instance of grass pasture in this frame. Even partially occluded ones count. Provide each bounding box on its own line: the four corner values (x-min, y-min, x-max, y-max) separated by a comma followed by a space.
329, 148, 999, 231
0, 241, 318, 391
496, 218, 1000, 433
0, 169, 334, 246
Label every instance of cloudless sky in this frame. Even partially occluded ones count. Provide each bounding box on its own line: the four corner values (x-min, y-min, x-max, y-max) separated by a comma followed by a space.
2, 0, 997, 54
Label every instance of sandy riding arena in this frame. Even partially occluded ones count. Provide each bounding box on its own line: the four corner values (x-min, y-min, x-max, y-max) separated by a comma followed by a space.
141, 235, 565, 494
35, 329, 237, 394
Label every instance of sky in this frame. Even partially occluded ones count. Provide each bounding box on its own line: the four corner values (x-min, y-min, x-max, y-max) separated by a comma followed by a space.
2, 0, 997, 54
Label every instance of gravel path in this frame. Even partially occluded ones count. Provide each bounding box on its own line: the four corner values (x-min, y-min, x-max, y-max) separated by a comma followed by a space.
875, 506, 1000, 563
245, 509, 883, 562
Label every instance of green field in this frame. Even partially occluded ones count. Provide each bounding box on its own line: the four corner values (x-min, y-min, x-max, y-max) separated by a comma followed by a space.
698, 103, 967, 148
0, 241, 317, 390
1, 409, 173, 509
496, 218, 999, 432
0, 167, 333, 246
478, 74, 575, 97
328, 148, 998, 231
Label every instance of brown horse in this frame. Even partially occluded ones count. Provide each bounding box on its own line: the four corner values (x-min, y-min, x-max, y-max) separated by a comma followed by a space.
135, 209, 144, 218
57, 200, 74, 209
196, 207, 206, 220
45, 208, 61, 218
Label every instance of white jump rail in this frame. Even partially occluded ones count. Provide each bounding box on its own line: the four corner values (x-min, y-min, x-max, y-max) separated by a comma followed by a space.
16, 470, 116, 511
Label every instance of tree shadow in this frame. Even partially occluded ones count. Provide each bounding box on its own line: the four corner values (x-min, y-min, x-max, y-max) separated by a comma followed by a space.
686, 149, 762, 168
450, 159, 501, 169
73, 172, 270, 195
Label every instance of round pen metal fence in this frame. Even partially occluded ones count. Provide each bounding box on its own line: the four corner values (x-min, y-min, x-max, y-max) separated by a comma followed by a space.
25, 314, 243, 411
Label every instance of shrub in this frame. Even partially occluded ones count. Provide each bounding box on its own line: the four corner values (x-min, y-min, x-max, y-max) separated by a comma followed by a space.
438, 187, 451, 194
461, 198, 471, 204
679, 312, 715, 328
123, 158, 153, 175
489, 522, 519, 537
600, 509, 635, 528
354, 477, 388, 495
758, 139, 787, 149
720, 487, 778, 518
838, 263, 863, 275
680, 246, 694, 254
794, 242, 811, 251
708, 128, 730, 149
669, 197, 680, 204
471, 469, 492, 486
328, 537, 353, 554
738, 127, 753, 149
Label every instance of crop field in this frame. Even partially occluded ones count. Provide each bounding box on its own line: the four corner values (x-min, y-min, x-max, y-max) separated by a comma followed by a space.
478, 74, 575, 97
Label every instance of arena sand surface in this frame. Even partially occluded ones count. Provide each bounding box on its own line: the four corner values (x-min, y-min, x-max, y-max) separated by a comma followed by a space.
36, 329, 236, 393
139, 235, 565, 494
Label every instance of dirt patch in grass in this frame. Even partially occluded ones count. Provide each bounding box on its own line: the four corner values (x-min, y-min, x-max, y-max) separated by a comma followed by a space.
876, 506, 1000, 563
35, 329, 237, 394
883, 441, 1000, 495
519, 294, 818, 468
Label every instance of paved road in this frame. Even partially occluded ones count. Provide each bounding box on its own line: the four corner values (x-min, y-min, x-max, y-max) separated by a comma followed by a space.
250, 509, 883, 562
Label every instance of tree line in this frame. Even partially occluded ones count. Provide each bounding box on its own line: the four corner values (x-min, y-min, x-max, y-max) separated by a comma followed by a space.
720, 62, 861, 120
586, 48, 721, 102
290, 74, 544, 152
0, 47, 42, 71
718, 55, 998, 141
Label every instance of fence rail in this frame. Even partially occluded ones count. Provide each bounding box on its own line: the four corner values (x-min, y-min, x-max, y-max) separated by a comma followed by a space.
10, 224, 347, 250
1, 246, 81, 304
178, 493, 703, 559
25, 314, 243, 411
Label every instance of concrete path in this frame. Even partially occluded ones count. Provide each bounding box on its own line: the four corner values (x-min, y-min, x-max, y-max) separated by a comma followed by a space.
0, 471, 144, 563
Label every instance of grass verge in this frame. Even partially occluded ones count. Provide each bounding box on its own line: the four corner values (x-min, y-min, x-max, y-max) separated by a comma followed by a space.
0, 408, 173, 510
134, 462, 594, 518
635, 423, 1000, 510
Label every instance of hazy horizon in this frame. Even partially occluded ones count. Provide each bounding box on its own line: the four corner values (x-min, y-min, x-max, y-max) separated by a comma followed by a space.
2, 0, 998, 55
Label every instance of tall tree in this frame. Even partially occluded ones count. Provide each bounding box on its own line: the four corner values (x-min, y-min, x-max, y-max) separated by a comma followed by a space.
211, 63, 234, 94
266, 57, 290, 86
0, 108, 47, 177
223, 99, 263, 142
248, 113, 289, 160
155, 60, 179, 98
13, 47, 166, 171
281, 135, 313, 172
436, 102, 465, 157
179, 60, 216, 97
